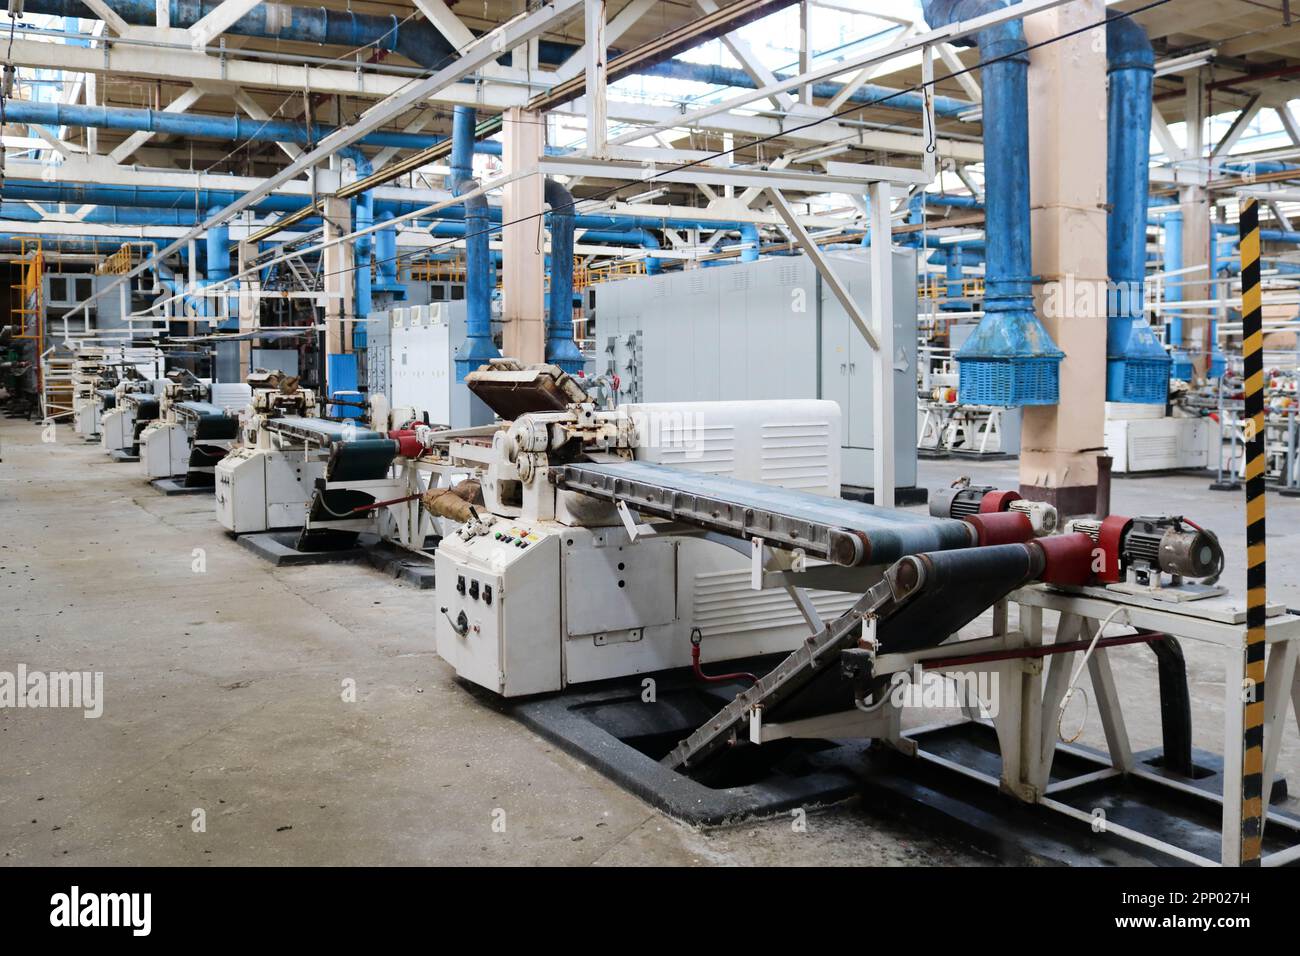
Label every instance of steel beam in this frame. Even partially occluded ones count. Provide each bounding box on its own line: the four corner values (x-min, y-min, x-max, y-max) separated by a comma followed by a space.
187, 0, 264, 50
59, 0, 586, 326
605, 0, 1073, 147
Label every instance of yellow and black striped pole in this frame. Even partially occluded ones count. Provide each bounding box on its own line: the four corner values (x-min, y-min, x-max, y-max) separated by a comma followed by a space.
1237, 197, 1266, 866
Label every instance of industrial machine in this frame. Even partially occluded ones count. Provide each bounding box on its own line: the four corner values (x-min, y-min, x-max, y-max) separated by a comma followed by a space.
100, 376, 163, 460
71, 345, 164, 441
214, 371, 332, 533
432, 361, 873, 695
289, 416, 480, 555
426, 360, 1296, 865
138, 370, 252, 487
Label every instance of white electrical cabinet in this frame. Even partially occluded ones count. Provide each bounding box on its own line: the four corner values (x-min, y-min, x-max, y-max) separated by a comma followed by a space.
368, 303, 492, 428
591, 251, 918, 494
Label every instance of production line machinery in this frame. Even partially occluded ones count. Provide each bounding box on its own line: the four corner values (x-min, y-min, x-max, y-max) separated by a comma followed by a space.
138, 370, 252, 487
100, 377, 163, 460
425, 361, 1298, 865
215, 371, 472, 550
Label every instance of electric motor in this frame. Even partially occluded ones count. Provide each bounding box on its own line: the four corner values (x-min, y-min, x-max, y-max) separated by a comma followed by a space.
1065, 514, 1222, 584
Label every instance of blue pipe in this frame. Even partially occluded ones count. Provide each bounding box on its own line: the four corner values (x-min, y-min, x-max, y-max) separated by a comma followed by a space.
2, 99, 453, 152
739, 223, 760, 263
921, 1, 1062, 406
354, 191, 374, 343
372, 216, 405, 300
1105, 15, 1169, 403
23, 0, 458, 69
453, 179, 499, 380
637, 59, 972, 117
543, 179, 582, 373
450, 106, 476, 191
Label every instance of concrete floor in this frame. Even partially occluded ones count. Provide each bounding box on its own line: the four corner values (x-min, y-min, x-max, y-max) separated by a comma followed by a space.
1, 416, 1297, 866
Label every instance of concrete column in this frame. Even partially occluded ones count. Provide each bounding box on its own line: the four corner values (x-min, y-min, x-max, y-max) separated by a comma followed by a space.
237, 239, 259, 376
1018, 0, 1108, 516
322, 195, 354, 357
501, 107, 546, 363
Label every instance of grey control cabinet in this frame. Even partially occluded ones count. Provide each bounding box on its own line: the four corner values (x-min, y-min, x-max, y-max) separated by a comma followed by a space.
591, 250, 918, 491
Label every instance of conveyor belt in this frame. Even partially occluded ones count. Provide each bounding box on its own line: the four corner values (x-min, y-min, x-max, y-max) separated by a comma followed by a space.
175, 400, 227, 418
661, 543, 1045, 771
267, 417, 382, 443
552, 460, 975, 567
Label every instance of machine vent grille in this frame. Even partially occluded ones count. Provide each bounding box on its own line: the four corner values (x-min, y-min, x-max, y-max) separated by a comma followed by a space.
760, 421, 833, 489
730, 270, 751, 291
689, 272, 708, 295
1131, 435, 1178, 469
652, 424, 735, 473
692, 571, 858, 635
779, 262, 800, 286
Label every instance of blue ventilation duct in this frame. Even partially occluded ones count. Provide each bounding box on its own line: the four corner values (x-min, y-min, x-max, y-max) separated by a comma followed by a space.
1104, 16, 1169, 403
203, 208, 234, 325
372, 216, 405, 300
450, 108, 500, 380
354, 188, 374, 349
921, 0, 1063, 406
543, 179, 583, 373
449, 106, 476, 191
739, 223, 760, 262
1160, 210, 1194, 380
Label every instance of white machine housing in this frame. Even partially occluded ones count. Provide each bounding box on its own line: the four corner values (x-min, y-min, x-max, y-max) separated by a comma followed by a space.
214, 383, 324, 533
100, 379, 163, 455
435, 398, 861, 696
1105, 403, 1219, 473
139, 381, 252, 479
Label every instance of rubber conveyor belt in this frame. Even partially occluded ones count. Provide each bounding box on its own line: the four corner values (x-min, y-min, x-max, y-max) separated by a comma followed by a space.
174, 401, 227, 418
267, 417, 382, 443
552, 461, 975, 567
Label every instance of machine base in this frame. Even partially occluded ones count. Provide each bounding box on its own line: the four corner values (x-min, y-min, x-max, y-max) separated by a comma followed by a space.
1208, 481, 1243, 492
109, 450, 140, 463
363, 540, 438, 590
948, 449, 1019, 462
238, 530, 437, 587
238, 530, 378, 567
841, 484, 929, 507
862, 722, 1297, 866
510, 674, 1297, 862
512, 666, 874, 826
150, 477, 212, 496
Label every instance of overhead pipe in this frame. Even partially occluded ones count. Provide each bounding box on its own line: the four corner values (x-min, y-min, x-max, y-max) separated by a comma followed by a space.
920, 0, 1062, 407
634, 59, 972, 117
21, 0, 459, 69
1104, 15, 1169, 403
450, 108, 499, 380
543, 179, 583, 373
2, 99, 456, 151
22, 1, 958, 119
